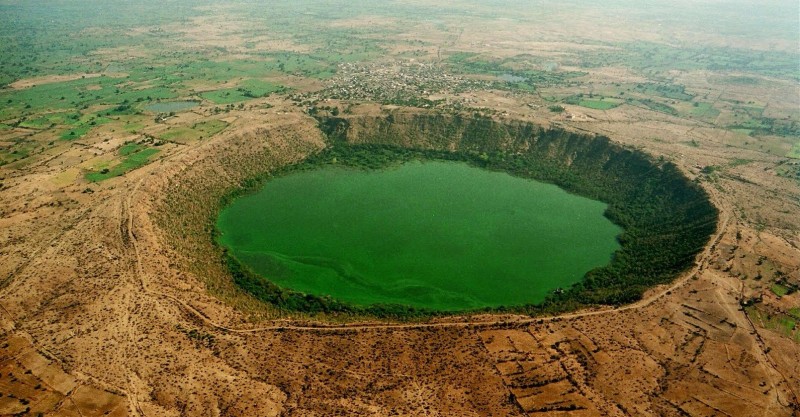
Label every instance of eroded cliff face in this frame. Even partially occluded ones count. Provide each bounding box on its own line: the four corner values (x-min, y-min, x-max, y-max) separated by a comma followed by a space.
320, 111, 657, 189
321, 111, 535, 151
314, 111, 718, 308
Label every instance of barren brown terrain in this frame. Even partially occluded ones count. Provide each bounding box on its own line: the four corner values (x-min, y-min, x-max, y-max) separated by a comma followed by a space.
1, 98, 798, 415
1, 1, 798, 416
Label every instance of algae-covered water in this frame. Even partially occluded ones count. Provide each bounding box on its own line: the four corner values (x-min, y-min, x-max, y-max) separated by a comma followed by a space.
216, 161, 621, 311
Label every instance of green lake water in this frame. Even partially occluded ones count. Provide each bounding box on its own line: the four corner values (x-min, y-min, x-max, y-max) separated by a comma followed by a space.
216, 161, 622, 311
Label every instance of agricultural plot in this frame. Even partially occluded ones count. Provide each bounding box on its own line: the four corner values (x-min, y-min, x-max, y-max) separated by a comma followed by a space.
585, 41, 799, 79
59, 125, 93, 141
746, 305, 800, 343
636, 99, 678, 115
265, 52, 338, 78
200, 80, 285, 104
17, 116, 54, 130
687, 102, 720, 118
577, 98, 623, 110
788, 142, 800, 159
0, 76, 175, 119
727, 112, 799, 139
0, 137, 36, 166
159, 119, 228, 143
146, 59, 273, 84
771, 283, 790, 297
446, 52, 584, 91
145, 101, 199, 113
633, 83, 694, 101
122, 120, 147, 133
563, 95, 623, 110
58, 112, 115, 141
84, 144, 160, 182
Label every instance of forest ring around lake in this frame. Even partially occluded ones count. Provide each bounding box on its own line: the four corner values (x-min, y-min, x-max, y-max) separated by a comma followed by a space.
159, 109, 719, 320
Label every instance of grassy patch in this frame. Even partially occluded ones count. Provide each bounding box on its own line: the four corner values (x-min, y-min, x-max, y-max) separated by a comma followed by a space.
505, 82, 537, 92
98, 103, 140, 117
728, 158, 752, 167
57, 111, 115, 140
732, 128, 754, 136
746, 306, 799, 342
633, 83, 694, 101
576, 99, 622, 110
722, 76, 761, 85
44, 111, 82, 125
119, 142, 145, 156
85, 147, 159, 182
266, 53, 338, 78
563, 94, 622, 110
729, 119, 769, 131
0, 139, 36, 165
123, 121, 146, 133
18, 117, 53, 129
200, 90, 243, 105
0, 152, 17, 166
584, 41, 799, 80
688, 102, 720, 118
160, 127, 201, 142
193, 119, 228, 136
787, 142, 800, 159
771, 283, 790, 297
725, 107, 800, 139
200, 80, 284, 105
446, 52, 584, 89
159, 119, 228, 142
59, 125, 93, 140
0, 75, 177, 120
50, 168, 80, 187
638, 99, 678, 116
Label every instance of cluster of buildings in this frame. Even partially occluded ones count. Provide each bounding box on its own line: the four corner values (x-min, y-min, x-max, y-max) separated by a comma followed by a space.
297, 60, 493, 108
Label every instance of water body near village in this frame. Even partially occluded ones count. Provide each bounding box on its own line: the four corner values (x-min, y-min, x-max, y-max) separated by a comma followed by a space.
216, 160, 621, 311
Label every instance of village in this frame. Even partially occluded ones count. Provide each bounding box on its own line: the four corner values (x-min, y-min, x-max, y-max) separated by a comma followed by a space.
294, 60, 494, 109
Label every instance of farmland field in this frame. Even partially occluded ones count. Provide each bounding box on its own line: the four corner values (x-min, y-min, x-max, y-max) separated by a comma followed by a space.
145, 100, 200, 113
576, 98, 623, 110
85, 146, 160, 182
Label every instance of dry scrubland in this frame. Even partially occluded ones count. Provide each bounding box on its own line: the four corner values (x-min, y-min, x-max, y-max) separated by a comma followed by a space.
0, 0, 799, 415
